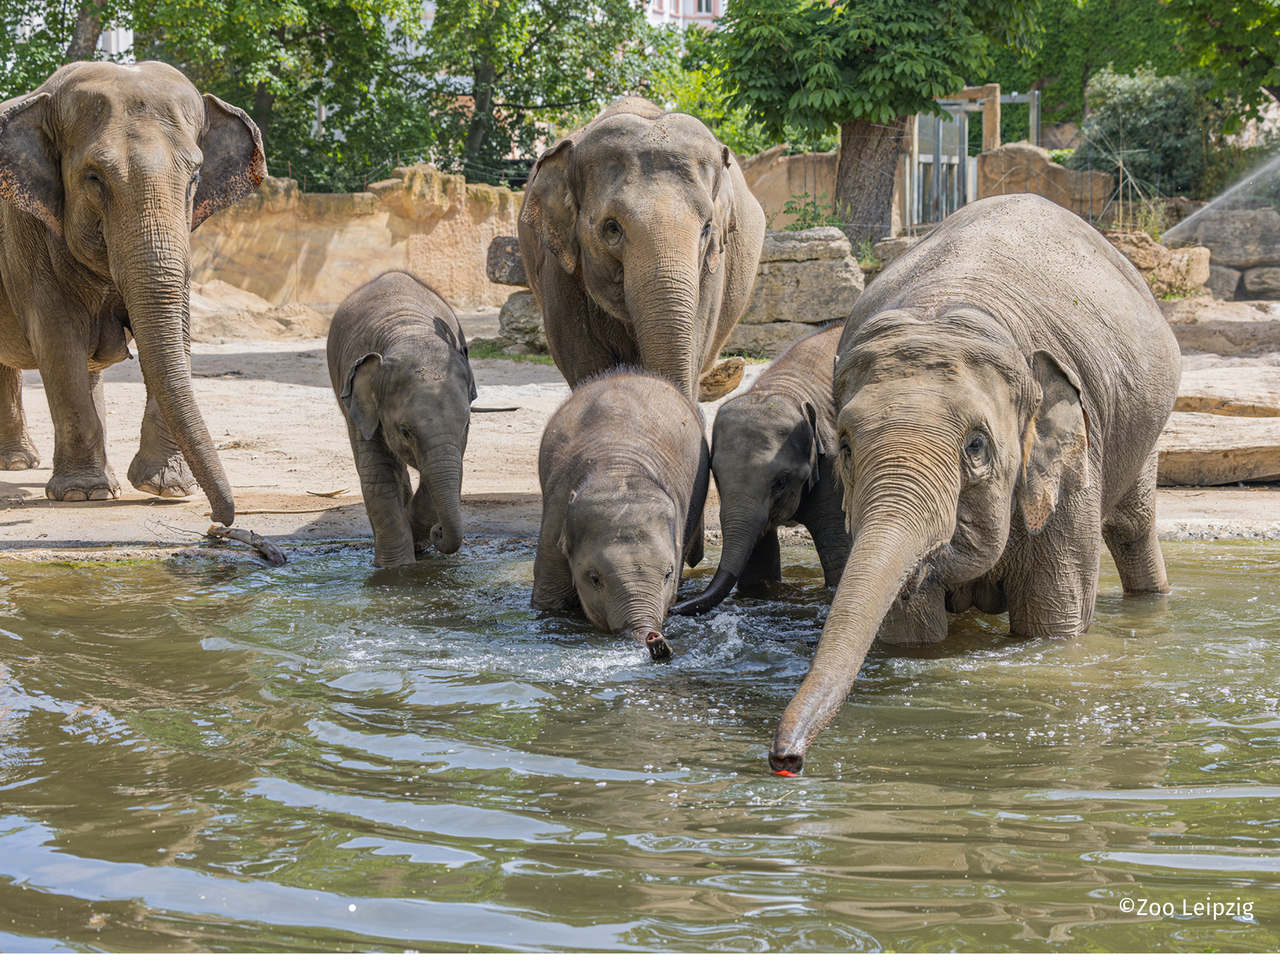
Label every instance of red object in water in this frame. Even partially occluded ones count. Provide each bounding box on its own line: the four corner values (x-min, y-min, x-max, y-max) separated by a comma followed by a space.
773, 769, 798, 777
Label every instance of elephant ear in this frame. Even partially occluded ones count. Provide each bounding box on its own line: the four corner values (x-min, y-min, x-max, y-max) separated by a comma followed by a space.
703, 146, 738, 275
801, 399, 823, 490
520, 138, 578, 276
0, 92, 63, 236
193, 94, 267, 230
341, 352, 383, 442
432, 315, 478, 403
1020, 351, 1090, 536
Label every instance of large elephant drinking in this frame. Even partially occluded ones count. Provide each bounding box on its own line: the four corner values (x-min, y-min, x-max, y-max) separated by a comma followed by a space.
770, 194, 1181, 775
0, 61, 265, 524
517, 98, 765, 402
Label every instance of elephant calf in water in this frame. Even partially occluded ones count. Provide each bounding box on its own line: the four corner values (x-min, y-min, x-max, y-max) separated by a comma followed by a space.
673, 323, 851, 616
770, 194, 1182, 775
328, 271, 477, 568
533, 370, 710, 660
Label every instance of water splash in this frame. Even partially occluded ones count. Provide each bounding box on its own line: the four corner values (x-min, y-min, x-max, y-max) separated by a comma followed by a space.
1165, 150, 1280, 242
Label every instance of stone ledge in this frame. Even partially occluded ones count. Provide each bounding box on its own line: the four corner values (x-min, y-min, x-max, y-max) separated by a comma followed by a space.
1158, 411, 1280, 486
759, 227, 852, 262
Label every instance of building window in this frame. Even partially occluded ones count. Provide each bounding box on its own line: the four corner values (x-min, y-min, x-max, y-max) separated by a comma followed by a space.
696, 0, 711, 11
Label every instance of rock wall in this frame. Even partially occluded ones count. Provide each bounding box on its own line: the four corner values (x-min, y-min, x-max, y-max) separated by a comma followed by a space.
738, 146, 839, 230
976, 142, 1114, 220
1164, 200, 1280, 301
725, 227, 864, 357
485, 227, 865, 359
190, 165, 523, 314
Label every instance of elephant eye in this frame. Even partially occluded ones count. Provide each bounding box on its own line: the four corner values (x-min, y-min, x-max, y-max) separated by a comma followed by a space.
602, 219, 622, 242
772, 473, 790, 493
399, 424, 412, 440
965, 433, 988, 458
588, 571, 602, 588
664, 565, 674, 583
702, 220, 712, 238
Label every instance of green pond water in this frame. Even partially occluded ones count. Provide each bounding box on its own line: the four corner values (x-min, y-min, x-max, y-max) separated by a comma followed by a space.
0, 540, 1277, 952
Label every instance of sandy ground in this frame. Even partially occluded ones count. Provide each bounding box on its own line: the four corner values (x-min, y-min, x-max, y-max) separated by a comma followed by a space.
1, 308, 1278, 563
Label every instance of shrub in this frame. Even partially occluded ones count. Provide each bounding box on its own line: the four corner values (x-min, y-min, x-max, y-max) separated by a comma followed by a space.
1066, 65, 1221, 200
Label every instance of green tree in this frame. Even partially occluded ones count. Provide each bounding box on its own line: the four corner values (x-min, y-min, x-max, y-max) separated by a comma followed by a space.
0, 0, 135, 98
423, 0, 671, 182
713, 0, 1043, 244
1162, 0, 1280, 127
976, 0, 1187, 138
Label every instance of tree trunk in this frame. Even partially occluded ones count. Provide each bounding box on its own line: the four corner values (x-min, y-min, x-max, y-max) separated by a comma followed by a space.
462, 59, 497, 175
834, 115, 909, 248
63, 0, 107, 62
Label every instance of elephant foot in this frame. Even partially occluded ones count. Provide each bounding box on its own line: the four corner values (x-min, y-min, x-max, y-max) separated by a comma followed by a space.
0, 442, 40, 470
698, 358, 745, 402
128, 451, 196, 498
46, 467, 120, 503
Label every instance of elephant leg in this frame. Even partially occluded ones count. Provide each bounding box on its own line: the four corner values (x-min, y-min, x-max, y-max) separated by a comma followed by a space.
797, 468, 853, 588
532, 518, 578, 612
1103, 450, 1169, 595
1006, 486, 1102, 638
0, 364, 39, 469
407, 481, 439, 553
351, 431, 415, 567
877, 580, 948, 648
129, 391, 197, 497
40, 352, 119, 502
739, 528, 782, 589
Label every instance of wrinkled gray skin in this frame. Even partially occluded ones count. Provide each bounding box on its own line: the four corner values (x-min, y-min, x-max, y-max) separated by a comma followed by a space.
517, 97, 766, 403
673, 324, 851, 616
770, 194, 1181, 775
327, 271, 476, 568
533, 370, 710, 660
0, 61, 265, 524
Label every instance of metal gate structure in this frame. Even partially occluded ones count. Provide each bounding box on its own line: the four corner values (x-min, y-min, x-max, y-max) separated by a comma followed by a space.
902, 90, 1041, 234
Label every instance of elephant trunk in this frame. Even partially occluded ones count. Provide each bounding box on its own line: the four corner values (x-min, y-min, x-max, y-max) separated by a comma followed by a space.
423, 441, 465, 554
625, 234, 702, 399
769, 439, 958, 775
115, 234, 234, 525
672, 503, 768, 615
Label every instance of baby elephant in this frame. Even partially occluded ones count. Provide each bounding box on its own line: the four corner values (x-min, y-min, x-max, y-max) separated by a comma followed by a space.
327, 271, 476, 567
674, 323, 851, 616
533, 370, 710, 659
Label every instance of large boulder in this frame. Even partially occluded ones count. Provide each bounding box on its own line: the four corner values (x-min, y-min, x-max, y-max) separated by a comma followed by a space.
1104, 230, 1210, 298
1158, 412, 1280, 485
975, 142, 1113, 219
738, 227, 864, 327
1160, 296, 1280, 355
497, 290, 546, 352
1176, 367, 1280, 417
1163, 200, 1280, 271
1243, 266, 1280, 299
1207, 264, 1243, 301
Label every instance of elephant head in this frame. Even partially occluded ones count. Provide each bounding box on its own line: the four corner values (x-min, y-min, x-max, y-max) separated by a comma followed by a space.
560, 477, 683, 660
520, 109, 740, 399
0, 61, 265, 524
673, 394, 824, 615
769, 309, 1089, 774
341, 338, 476, 555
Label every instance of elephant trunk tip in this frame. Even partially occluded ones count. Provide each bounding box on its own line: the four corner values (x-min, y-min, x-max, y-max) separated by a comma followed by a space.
431, 523, 463, 554
638, 629, 673, 661
768, 749, 804, 776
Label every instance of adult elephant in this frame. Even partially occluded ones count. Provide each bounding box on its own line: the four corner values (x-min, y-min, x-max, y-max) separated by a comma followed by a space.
517, 98, 765, 402
0, 61, 265, 524
769, 194, 1181, 775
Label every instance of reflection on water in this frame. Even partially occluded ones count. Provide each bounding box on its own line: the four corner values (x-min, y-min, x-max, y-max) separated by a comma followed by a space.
0, 541, 1277, 951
